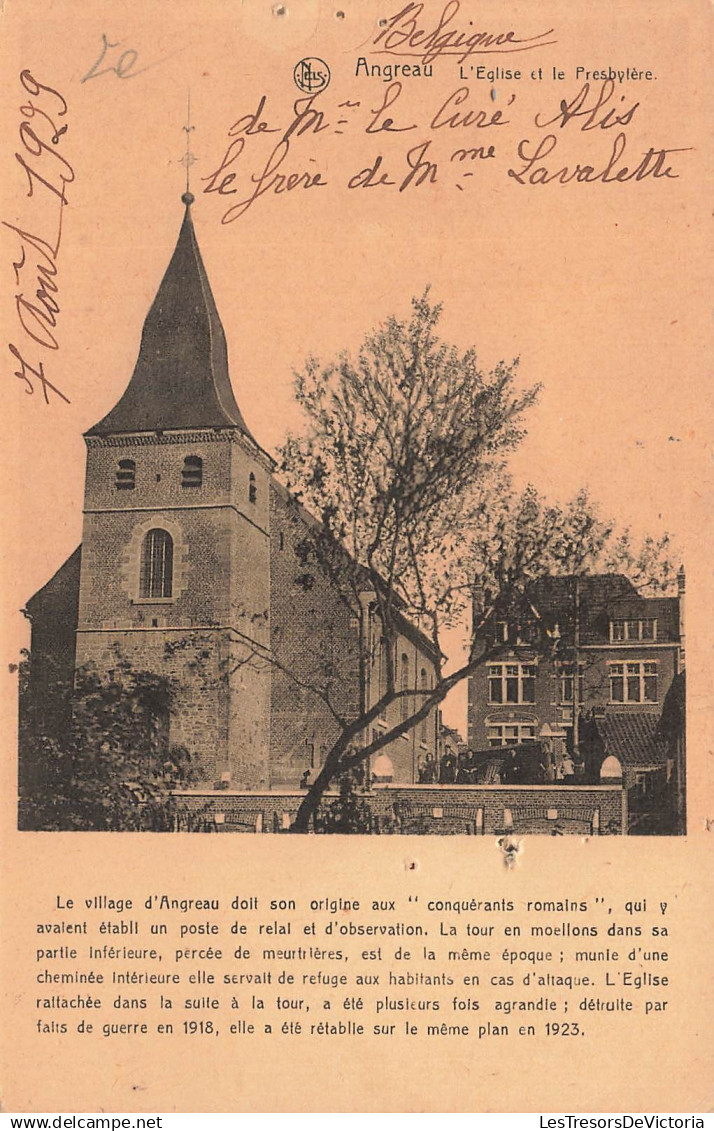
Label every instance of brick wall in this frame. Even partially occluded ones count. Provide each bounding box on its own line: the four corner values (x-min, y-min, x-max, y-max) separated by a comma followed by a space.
29, 434, 444, 794
268, 486, 439, 788
468, 648, 680, 752
269, 487, 360, 787
173, 783, 626, 835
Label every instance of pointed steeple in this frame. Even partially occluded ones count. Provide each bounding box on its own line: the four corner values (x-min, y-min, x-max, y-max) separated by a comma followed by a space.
87, 194, 254, 438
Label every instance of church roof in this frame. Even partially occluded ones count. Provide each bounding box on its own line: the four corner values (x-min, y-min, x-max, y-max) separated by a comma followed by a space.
25, 546, 82, 618
86, 195, 255, 438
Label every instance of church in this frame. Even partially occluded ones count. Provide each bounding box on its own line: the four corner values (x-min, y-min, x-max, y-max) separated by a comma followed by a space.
23, 192, 440, 796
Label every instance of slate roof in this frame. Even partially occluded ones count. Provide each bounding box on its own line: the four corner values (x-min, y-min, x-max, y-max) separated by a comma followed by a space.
529, 574, 635, 643
599, 711, 667, 767
606, 594, 680, 642
488, 574, 680, 645
24, 546, 82, 617
86, 198, 255, 439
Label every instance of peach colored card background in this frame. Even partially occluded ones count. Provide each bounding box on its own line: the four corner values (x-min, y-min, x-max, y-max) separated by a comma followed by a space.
1, 0, 712, 1113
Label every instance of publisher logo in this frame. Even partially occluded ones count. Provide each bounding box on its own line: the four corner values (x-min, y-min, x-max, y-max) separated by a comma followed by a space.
294, 57, 330, 93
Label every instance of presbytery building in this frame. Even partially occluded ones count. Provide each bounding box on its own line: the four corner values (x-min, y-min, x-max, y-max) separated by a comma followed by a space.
467, 572, 686, 832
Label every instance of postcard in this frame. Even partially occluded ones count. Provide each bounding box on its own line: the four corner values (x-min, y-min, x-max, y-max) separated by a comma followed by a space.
1, 0, 712, 1114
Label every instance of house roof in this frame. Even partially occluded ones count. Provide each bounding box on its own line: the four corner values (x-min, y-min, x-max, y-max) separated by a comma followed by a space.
606, 594, 680, 641
86, 196, 256, 439
487, 574, 680, 645
529, 575, 636, 643
599, 711, 667, 767
528, 573, 638, 611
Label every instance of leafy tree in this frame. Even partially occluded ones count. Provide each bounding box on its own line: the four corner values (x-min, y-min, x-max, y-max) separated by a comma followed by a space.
275, 292, 675, 831
19, 664, 198, 831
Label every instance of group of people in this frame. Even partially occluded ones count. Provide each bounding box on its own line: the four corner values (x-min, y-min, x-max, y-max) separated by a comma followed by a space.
540, 751, 576, 783
300, 747, 580, 791
416, 746, 579, 786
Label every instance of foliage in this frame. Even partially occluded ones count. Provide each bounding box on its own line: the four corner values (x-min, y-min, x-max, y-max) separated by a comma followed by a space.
281, 289, 539, 632
19, 665, 198, 832
275, 291, 676, 831
468, 483, 676, 605
316, 773, 372, 834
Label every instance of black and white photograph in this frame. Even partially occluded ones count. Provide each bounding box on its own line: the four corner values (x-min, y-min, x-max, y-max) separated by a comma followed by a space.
18, 191, 686, 836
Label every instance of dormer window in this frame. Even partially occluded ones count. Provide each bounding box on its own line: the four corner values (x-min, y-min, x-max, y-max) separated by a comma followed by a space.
115, 459, 136, 490
181, 455, 202, 488
249, 472, 257, 504
610, 618, 657, 642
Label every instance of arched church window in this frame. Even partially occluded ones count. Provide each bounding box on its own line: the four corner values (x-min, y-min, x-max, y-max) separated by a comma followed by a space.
400, 653, 410, 723
139, 529, 174, 599
182, 455, 202, 488
115, 459, 136, 490
249, 472, 257, 504
372, 753, 394, 783
377, 637, 389, 720
420, 668, 429, 743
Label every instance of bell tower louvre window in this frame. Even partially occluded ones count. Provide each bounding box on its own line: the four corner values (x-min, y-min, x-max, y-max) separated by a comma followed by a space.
182, 455, 203, 488
139, 529, 174, 599
115, 459, 136, 490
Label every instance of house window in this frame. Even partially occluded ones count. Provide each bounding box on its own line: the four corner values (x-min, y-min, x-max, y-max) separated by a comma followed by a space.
487, 724, 536, 747
514, 620, 536, 645
400, 653, 410, 723
610, 618, 657, 642
139, 529, 174, 598
609, 661, 658, 703
181, 455, 202, 488
560, 662, 585, 703
494, 621, 508, 644
634, 771, 657, 794
115, 459, 136, 490
249, 473, 257, 504
488, 663, 537, 704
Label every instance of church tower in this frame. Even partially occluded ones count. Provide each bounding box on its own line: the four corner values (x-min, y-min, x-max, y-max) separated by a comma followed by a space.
76, 193, 273, 789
